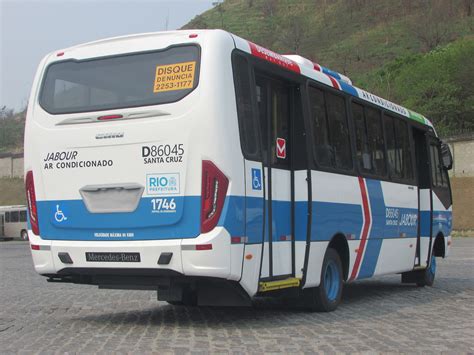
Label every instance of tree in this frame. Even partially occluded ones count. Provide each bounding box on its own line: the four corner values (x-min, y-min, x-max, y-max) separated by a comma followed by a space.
464, 0, 473, 16
215, 3, 225, 29
278, 5, 310, 54
262, 0, 277, 18
0, 106, 14, 120
409, 0, 453, 52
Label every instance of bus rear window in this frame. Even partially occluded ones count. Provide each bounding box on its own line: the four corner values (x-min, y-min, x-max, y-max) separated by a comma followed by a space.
40, 45, 200, 114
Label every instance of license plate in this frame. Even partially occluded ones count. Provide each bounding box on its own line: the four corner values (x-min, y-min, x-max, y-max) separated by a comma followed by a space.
85, 252, 140, 262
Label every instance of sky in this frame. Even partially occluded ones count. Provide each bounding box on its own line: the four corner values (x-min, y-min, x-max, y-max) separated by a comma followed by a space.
0, 0, 215, 111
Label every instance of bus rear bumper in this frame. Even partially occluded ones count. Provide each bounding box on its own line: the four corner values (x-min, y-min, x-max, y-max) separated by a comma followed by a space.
28, 227, 244, 282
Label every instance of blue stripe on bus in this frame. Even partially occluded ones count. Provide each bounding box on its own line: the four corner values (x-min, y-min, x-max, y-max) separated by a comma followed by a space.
33, 187, 451, 278
358, 238, 383, 279
321, 67, 341, 80
36, 197, 201, 241
419, 210, 452, 238
358, 180, 385, 278
339, 81, 359, 97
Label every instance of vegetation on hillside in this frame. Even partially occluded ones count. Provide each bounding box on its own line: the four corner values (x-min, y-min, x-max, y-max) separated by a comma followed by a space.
0, 178, 25, 205
0, 108, 25, 153
359, 38, 474, 135
0, 0, 472, 153
184, 0, 474, 135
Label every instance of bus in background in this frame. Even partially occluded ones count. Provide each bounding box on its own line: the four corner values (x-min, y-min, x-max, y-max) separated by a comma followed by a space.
24, 30, 453, 311
0, 206, 28, 240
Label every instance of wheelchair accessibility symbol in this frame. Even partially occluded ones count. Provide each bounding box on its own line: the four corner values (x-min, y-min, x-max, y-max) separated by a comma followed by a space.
54, 204, 68, 223
251, 168, 262, 190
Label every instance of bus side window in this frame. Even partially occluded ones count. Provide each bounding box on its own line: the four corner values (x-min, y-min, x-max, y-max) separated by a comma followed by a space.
232, 54, 259, 159
20, 210, 27, 223
353, 103, 372, 173
308, 86, 352, 171
5, 212, 10, 223
308, 87, 332, 167
353, 102, 386, 177
326, 93, 352, 170
10, 211, 19, 223
430, 144, 448, 188
384, 114, 414, 181
365, 107, 386, 176
393, 118, 413, 180
384, 114, 398, 177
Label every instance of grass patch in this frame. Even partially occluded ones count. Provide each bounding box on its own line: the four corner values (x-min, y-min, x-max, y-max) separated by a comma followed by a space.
0, 178, 25, 206
451, 230, 474, 238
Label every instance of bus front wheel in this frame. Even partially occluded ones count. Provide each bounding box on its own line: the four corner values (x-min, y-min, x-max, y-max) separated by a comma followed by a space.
416, 254, 436, 287
401, 254, 436, 287
303, 248, 343, 312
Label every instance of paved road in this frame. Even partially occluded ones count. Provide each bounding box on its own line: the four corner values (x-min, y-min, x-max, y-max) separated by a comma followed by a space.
0, 239, 473, 353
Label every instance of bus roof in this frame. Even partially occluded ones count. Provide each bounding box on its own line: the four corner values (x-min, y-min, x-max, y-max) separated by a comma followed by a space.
230, 33, 434, 129
0, 205, 27, 212
45, 29, 433, 129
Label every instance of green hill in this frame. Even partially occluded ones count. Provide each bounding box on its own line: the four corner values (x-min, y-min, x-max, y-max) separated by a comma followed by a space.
0, 109, 25, 153
1, 0, 472, 154
0, 178, 25, 205
184, 0, 474, 135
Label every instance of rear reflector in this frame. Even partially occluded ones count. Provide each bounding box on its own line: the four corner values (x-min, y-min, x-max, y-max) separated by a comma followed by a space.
195, 244, 213, 251
25, 171, 40, 235
201, 160, 229, 233
231, 236, 248, 244
30, 244, 50, 251
182, 244, 213, 251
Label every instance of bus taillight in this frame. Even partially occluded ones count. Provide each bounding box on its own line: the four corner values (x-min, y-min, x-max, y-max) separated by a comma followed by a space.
201, 160, 228, 234
25, 171, 40, 235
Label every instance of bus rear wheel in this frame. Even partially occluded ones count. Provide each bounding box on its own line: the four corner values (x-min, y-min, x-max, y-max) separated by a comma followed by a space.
20, 230, 29, 241
303, 248, 343, 312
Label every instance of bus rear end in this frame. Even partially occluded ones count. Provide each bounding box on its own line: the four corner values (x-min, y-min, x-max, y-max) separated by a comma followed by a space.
24, 30, 249, 305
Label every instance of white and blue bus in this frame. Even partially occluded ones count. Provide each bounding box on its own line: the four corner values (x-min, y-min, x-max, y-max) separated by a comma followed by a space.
24, 30, 453, 311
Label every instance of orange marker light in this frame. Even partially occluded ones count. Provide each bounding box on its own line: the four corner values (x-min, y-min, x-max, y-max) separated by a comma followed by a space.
245, 254, 253, 260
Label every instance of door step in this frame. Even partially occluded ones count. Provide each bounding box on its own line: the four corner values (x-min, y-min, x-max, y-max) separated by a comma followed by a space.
258, 277, 301, 292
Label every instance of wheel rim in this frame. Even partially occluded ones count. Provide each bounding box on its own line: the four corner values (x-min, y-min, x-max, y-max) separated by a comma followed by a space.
324, 260, 340, 301
429, 254, 436, 275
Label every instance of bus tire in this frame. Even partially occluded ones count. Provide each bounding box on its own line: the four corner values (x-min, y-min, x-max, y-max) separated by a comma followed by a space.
416, 254, 436, 287
303, 248, 343, 312
20, 230, 29, 241
401, 254, 436, 287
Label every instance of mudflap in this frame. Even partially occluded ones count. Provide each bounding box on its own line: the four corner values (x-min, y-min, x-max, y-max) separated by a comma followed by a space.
156, 277, 251, 307
197, 279, 252, 307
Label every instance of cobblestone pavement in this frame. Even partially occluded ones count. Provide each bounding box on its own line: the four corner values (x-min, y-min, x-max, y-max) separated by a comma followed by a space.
0, 238, 473, 354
